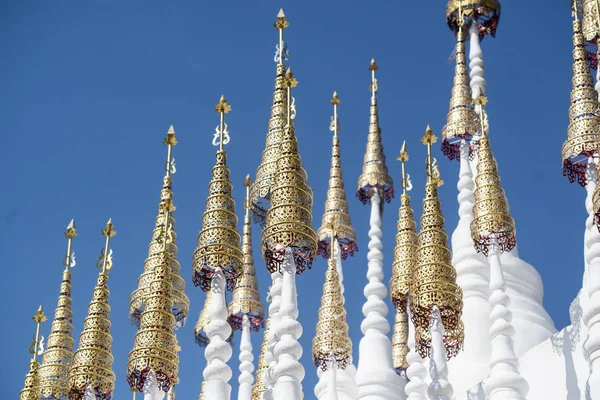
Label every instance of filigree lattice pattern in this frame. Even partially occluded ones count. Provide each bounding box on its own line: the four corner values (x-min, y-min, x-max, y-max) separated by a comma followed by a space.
446, 0, 501, 38
582, 0, 600, 43
251, 319, 270, 400
21, 361, 41, 400
391, 309, 409, 373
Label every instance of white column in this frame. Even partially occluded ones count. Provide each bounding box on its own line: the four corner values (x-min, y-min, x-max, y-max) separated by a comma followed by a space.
272, 247, 304, 400
203, 268, 233, 400
143, 370, 166, 400
264, 266, 284, 397
427, 306, 453, 400
238, 315, 254, 400
468, 19, 486, 99
326, 359, 340, 400
405, 308, 427, 400
484, 240, 528, 400
356, 191, 404, 399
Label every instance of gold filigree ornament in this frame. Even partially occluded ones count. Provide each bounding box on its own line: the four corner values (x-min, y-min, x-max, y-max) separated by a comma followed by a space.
470, 96, 516, 256
127, 198, 179, 394
392, 308, 410, 373
562, 9, 600, 187
20, 306, 47, 400
67, 220, 116, 400
251, 318, 271, 400
581, 0, 600, 42
446, 0, 501, 38
316, 91, 358, 260
262, 68, 317, 274
389, 141, 418, 312
228, 175, 265, 332
357, 59, 394, 205
312, 228, 352, 371
130, 126, 189, 330
441, 19, 481, 163
410, 126, 464, 360
39, 220, 77, 399
192, 95, 243, 292
250, 9, 294, 227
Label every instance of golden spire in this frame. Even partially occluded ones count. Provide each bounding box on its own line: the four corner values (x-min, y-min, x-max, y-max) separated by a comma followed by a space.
357, 59, 394, 204
127, 193, 179, 392
251, 318, 271, 400
249, 9, 292, 226
410, 126, 463, 359
312, 227, 352, 370
130, 125, 189, 329
39, 220, 77, 399
262, 68, 317, 274
562, 3, 600, 187
228, 175, 265, 331
20, 306, 46, 400
441, 18, 481, 162
445, 0, 501, 38
391, 309, 410, 373
389, 142, 418, 312
581, 0, 600, 42
193, 95, 243, 292
316, 92, 358, 260
67, 219, 116, 400
471, 96, 516, 255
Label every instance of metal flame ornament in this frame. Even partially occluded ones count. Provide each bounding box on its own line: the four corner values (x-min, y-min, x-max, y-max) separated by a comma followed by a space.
67, 220, 116, 400
317, 92, 358, 260
39, 220, 77, 399
129, 126, 189, 330
192, 96, 243, 292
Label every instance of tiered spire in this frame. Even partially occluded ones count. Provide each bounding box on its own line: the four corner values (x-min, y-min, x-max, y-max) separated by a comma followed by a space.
192, 95, 243, 291
389, 142, 416, 373
249, 9, 291, 226
445, 0, 501, 38
410, 126, 464, 359
262, 68, 317, 274
316, 92, 358, 260
251, 314, 271, 400
356, 59, 394, 204
39, 220, 77, 399
228, 175, 265, 331
126, 130, 182, 394
20, 306, 46, 400
67, 219, 116, 400
563, 3, 600, 187
312, 228, 352, 371
440, 17, 481, 162
129, 125, 189, 329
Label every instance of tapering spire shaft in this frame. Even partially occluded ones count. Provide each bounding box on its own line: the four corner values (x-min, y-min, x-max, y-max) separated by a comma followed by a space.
21, 307, 47, 400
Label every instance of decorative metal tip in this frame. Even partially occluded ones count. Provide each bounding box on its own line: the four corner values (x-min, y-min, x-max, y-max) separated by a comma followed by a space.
164, 125, 178, 146
398, 141, 409, 162
102, 219, 117, 238
474, 95, 488, 107
33, 306, 47, 323
244, 175, 253, 187
369, 58, 379, 71
274, 9, 289, 30
278, 8, 285, 18
65, 219, 77, 238
215, 95, 232, 114
285, 68, 298, 88
168, 125, 175, 134
330, 91, 341, 105
421, 126, 437, 145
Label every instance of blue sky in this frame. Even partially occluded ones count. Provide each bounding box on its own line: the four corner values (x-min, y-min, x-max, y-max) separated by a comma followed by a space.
1, 1, 581, 398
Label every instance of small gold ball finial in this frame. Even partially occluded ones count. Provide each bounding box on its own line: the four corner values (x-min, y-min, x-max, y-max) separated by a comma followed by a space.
421, 125, 438, 145
330, 91, 341, 105
397, 141, 409, 163
215, 95, 232, 114
274, 8, 289, 30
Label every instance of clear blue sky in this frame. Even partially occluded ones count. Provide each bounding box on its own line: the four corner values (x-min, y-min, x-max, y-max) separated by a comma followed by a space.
1, 1, 580, 398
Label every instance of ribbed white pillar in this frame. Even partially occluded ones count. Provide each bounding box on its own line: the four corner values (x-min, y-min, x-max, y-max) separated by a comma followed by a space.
326, 360, 340, 400
356, 191, 404, 399
203, 268, 233, 400
468, 20, 486, 99
405, 308, 427, 400
238, 315, 254, 400
264, 266, 284, 397
272, 247, 304, 400
484, 240, 528, 400
84, 386, 96, 400
143, 370, 166, 400
427, 306, 453, 400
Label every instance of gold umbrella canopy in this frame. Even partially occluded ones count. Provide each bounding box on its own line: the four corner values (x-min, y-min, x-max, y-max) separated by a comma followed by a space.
446, 0, 501, 38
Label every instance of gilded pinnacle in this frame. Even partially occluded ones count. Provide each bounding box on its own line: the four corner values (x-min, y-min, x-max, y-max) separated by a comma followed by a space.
33, 306, 46, 324
397, 141, 409, 163
421, 125, 437, 145
102, 219, 116, 238
164, 125, 178, 146
274, 8, 289, 30
474, 95, 488, 107
65, 219, 77, 239
331, 91, 341, 105
369, 58, 379, 71
215, 95, 232, 114
285, 68, 298, 88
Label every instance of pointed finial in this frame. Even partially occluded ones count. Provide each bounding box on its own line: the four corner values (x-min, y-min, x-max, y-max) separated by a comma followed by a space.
284, 68, 298, 126
65, 219, 77, 238
329, 91, 341, 136
213, 95, 232, 152
369, 59, 379, 98
30, 306, 47, 361
274, 9, 290, 64
421, 126, 442, 187
397, 141, 412, 195
244, 174, 252, 187
274, 8, 289, 30
97, 219, 116, 274
62, 219, 77, 271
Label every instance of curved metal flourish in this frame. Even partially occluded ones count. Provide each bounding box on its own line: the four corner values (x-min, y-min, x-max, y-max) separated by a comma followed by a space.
274, 43, 290, 63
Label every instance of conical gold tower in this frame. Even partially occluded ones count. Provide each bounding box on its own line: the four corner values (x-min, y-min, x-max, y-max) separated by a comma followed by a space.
39, 220, 77, 399
129, 125, 189, 329
316, 92, 358, 260
127, 163, 179, 393
251, 318, 271, 400
228, 175, 265, 331
563, 5, 600, 187
389, 141, 418, 312
192, 96, 243, 292
357, 59, 394, 205
262, 68, 317, 274
440, 19, 481, 162
445, 0, 501, 37
391, 309, 409, 373
410, 126, 463, 359
312, 228, 352, 370
20, 306, 47, 400
471, 96, 516, 255
67, 220, 116, 400
249, 9, 291, 226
